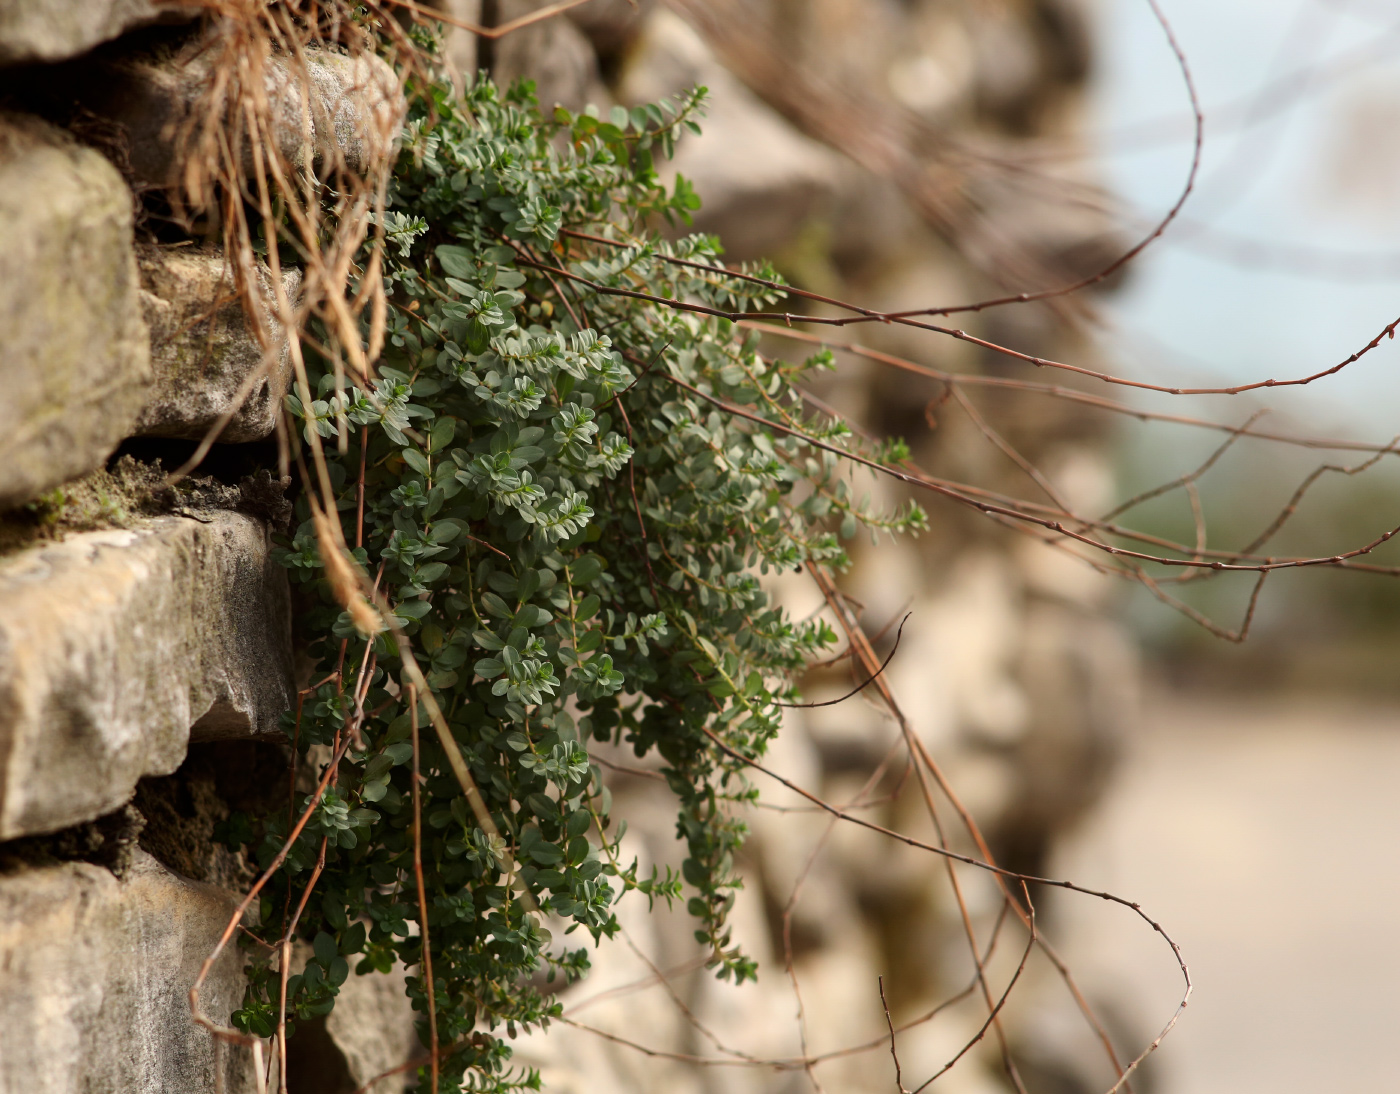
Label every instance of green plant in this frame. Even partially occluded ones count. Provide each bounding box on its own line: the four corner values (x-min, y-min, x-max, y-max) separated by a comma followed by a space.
235, 68, 924, 1093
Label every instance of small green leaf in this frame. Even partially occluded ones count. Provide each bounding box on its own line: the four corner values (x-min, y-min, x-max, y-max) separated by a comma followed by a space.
569, 555, 602, 585
436, 245, 476, 278
429, 417, 457, 452
416, 562, 449, 584
481, 592, 512, 618
528, 840, 563, 865
313, 932, 337, 968
394, 599, 431, 620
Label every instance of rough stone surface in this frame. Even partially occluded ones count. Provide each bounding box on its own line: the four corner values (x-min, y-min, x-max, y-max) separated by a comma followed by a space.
616, 12, 843, 262
0, 511, 294, 841
566, 0, 657, 57
0, 848, 255, 1094
0, 0, 198, 66
135, 244, 303, 443
0, 111, 152, 510
494, 0, 610, 114
59, 45, 406, 192
325, 966, 420, 1089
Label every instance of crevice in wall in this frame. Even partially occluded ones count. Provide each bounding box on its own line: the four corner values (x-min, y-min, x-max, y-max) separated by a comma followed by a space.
283, 1014, 361, 1094
133, 738, 290, 889
478, 0, 500, 75
0, 804, 146, 878
114, 435, 282, 488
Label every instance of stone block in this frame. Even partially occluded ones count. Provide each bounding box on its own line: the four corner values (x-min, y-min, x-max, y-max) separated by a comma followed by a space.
616, 12, 842, 262
325, 966, 420, 1090
0, 849, 256, 1094
135, 244, 303, 444
566, 0, 656, 57
493, 0, 609, 114
0, 111, 152, 510
0, 511, 294, 841
278, 958, 418, 1092
62, 45, 406, 192
0, 0, 197, 66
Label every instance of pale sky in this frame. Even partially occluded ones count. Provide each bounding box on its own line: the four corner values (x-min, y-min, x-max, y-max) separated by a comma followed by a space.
1092, 0, 1400, 434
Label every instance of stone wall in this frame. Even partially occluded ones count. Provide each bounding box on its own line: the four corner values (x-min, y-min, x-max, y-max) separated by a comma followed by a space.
0, 7, 402, 1090
0, 3, 1134, 1093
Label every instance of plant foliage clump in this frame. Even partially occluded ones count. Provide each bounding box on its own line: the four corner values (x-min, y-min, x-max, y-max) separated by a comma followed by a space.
235, 65, 924, 1093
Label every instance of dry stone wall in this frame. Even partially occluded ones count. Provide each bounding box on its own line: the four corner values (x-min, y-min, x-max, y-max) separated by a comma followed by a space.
0, 3, 1135, 1093
0, 7, 405, 1091
0, 110, 152, 508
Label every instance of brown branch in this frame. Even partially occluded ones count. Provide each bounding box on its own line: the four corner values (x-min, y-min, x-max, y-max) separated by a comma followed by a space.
664, 370, 1400, 574
520, 254, 1400, 398
879, 977, 909, 1094
746, 322, 1400, 456
775, 614, 910, 707
409, 685, 440, 1094
389, 0, 600, 40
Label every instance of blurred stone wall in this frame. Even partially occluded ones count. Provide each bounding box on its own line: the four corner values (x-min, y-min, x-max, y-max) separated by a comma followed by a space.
0, 2, 1136, 1092
498, 4, 1140, 1093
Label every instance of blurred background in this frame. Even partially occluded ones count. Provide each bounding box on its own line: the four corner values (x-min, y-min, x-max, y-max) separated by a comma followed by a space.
457, 1, 1400, 1091
1050, 3, 1400, 1093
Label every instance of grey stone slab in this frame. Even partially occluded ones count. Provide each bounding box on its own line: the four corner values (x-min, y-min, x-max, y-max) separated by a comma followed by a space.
616, 13, 842, 263
135, 244, 303, 444
494, 0, 609, 114
68, 45, 406, 192
0, 511, 294, 841
0, 849, 257, 1094
0, 0, 197, 66
326, 965, 421, 1090
0, 111, 152, 510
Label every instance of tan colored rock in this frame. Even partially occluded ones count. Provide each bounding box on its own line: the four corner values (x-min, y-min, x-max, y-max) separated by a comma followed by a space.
325, 965, 421, 1089
0, 112, 152, 510
135, 245, 303, 443
566, 0, 657, 57
0, 849, 256, 1094
68, 46, 407, 193
493, 0, 610, 114
616, 12, 843, 262
0, 0, 197, 66
0, 511, 294, 841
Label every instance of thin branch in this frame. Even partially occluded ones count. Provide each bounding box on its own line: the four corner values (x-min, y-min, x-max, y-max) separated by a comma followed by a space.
879, 977, 909, 1094
775, 614, 910, 708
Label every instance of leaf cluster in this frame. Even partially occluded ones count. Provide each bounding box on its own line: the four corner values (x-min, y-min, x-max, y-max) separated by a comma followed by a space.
235, 65, 924, 1094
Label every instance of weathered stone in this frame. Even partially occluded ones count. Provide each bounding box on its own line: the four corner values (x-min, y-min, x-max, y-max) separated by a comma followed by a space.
493, 0, 610, 114
57, 45, 406, 192
0, 511, 294, 841
0, 849, 256, 1094
0, 111, 152, 510
566, 0, 657, 57
325, 965, 420, 1089
135, 244, 303, 443
616, 12, 843, 262
0, 0, 198, 66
